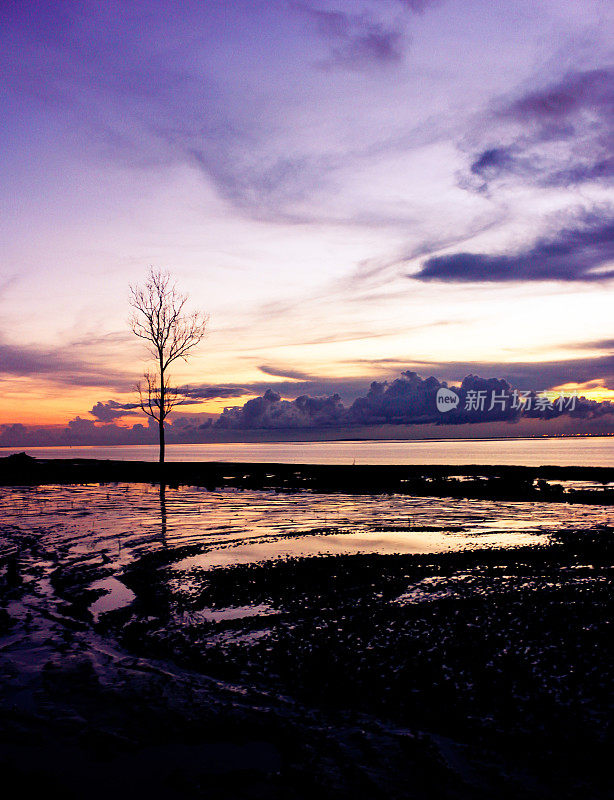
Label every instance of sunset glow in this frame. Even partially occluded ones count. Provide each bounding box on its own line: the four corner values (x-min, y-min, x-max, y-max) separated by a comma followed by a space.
1, 0, 613, 444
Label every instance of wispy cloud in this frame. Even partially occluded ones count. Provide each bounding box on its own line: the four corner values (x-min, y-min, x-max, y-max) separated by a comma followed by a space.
297, 4, 405, 70
295, 0, 442, 71
352, 352, 614, 392
413, 208, 614, 283
258, 364, 314, 380
462, 67, 614, 192
0, 339, 132, 390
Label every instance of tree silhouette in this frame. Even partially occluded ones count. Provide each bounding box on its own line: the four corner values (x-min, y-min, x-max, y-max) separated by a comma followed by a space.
129, 268, 207, 463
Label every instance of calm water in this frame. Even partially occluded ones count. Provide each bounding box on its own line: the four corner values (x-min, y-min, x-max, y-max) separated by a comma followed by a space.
2, 436, 614, 466
1, 482, 611, 569
1, 482, 611, 621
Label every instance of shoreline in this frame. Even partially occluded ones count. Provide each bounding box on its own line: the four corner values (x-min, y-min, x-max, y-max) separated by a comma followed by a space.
2, 453, 613, 504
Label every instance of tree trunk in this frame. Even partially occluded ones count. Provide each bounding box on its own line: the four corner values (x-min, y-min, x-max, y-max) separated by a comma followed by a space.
159, 416, 165, 464
159, 357, 165, 464
159, 483, 167, 545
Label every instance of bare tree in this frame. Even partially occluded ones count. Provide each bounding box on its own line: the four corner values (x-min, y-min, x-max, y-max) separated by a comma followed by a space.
129, 268, 208, 463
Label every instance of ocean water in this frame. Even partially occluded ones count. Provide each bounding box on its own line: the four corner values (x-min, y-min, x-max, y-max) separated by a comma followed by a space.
2, 435, 614, 467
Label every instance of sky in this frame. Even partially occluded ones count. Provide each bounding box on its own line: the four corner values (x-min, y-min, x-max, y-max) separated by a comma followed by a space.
1, 0, 613, 444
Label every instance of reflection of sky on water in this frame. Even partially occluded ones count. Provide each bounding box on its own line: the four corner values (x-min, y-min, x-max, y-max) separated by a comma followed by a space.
1, 484, 611, 575
89, 577, 136, 622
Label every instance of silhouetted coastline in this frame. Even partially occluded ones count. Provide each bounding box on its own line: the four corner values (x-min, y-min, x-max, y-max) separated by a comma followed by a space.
1, 452, 613, 504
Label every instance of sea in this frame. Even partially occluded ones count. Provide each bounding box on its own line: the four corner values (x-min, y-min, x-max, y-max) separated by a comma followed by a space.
2, 435, 613, 467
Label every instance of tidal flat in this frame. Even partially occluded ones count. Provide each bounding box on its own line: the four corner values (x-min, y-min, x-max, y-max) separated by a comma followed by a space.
0, 480, 612, 798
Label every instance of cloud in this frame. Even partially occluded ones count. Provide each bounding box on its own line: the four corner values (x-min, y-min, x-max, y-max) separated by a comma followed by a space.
413, 209, 614, 283
217, 388, 346, 429
3, 0, 428, 227
0, 340, 133, 390
99, 341, 614, 428
325, 26, 404, 70
2, 367, 613, 445
396, 0, 439, 10
521, 392, 614, 421
0, 418, 155, 448
180, 385, 251, 401
569, 338, 614, 351
345, 372, 519, 425
464, 67, 614, 191
182, 377, 371, 405
89, 400, 140, 422
258, 365, 314, 380
214, 370, 614, 430
354, 350, 614, 392
497, 67, 613, 127
296, 0, 442, 71
299, 4, 405, 69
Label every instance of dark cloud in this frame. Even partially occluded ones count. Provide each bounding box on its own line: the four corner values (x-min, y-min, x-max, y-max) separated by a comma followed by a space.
470, 146, 516, 177
346, 372, 518, 425
465, 67, 614, 191
462, 356, 614, 393
569, 339, 614, 351
521, 392, 614, 421
328, 214, 507, 298
414, 209, 614, 283
180, 385, 250, 401
2, 368, 613, 446
258, 365, 314, 380
89, 400, 140, 422
327, 26, 404, 69
498, 68, 613, 126
183, 376, 380, 406
0, 418, 154, 448
469, 147, 614, 190
0, 341, 133, 390
354, 351, 614, 392
123, 344, 614, 421
214, 371, 613, 430
545, 158, 614, 188
217, 388, 346, 430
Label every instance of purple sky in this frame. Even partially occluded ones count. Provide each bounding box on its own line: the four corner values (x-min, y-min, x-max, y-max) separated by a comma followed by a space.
1, 0, 613, 441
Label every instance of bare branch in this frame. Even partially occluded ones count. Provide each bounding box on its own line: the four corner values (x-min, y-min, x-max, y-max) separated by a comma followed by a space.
129, 268, 207, 368
129, 268, 208, 462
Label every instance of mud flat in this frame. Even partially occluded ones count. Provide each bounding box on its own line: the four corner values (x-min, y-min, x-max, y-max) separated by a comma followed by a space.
1, 493, 613, 798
